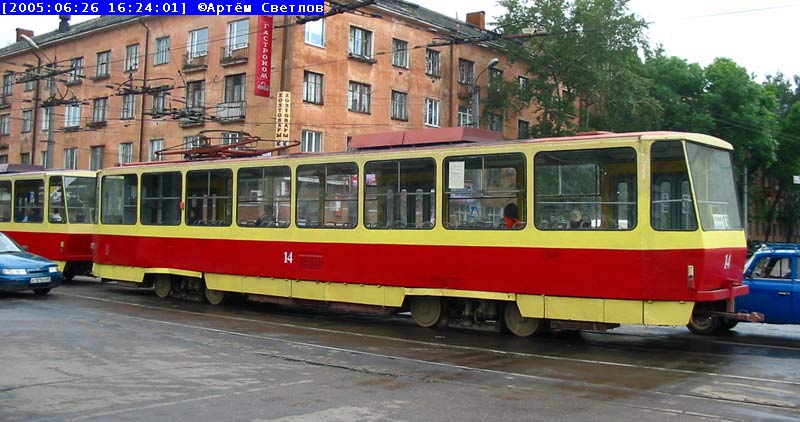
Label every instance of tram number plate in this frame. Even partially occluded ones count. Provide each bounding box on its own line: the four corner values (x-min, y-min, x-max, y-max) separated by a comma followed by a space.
30, 277, 51, 284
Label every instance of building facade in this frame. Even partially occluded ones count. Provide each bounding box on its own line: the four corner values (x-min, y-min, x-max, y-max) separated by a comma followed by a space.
0, 1, 542, 169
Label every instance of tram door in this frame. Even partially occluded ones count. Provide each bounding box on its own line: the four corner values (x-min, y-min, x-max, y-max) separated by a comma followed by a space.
651, 175, 696, 231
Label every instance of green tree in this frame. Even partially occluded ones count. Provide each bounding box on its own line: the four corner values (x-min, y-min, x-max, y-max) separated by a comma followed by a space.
642, 51, 713, 133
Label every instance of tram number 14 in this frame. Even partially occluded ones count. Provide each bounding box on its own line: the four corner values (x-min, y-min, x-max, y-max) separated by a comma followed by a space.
283, 251, 293, 264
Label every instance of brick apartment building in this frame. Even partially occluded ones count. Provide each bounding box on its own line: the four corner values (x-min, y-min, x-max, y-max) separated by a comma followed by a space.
0, 1, 541, 169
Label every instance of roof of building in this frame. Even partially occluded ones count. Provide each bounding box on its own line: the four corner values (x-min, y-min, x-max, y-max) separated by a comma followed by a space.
0, 0, 494, 59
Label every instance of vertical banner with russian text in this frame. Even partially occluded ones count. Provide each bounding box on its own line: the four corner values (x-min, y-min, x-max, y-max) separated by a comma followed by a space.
276, 91, 292, 146
255, 16, 274, 98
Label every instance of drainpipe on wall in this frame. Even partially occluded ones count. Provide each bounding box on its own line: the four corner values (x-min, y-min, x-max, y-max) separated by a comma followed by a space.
137, 18, 150, 162
30, 53, 41, 164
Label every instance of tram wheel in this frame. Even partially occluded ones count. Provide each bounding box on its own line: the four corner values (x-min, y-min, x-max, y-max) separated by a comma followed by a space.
687, 313, 721, 335
153, 276, 172, 299
409, 297, 443, 328
503, 302, 545, 337
205, 288, 226, 305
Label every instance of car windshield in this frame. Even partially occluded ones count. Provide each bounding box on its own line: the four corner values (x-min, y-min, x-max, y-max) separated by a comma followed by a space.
0, 233, 22, 253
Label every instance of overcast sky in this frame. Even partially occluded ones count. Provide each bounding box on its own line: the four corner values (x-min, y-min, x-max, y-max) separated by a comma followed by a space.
0, 0, 798, 82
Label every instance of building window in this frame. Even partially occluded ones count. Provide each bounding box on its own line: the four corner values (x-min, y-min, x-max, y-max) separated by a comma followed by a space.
65, 104, 81, 128
152, 92, 166, 115
223, 74, 246, 103
189, 28, 209, 60
24, 79, 34, 92
90, 146, 104, 170
349, 26, 373, 60
92, 98, 108, 123
41, 107, 51, 132
424, 98, 440, 127
0, 155, 7, 164
489, 68, 504, 97
458, 59, 474, 84
121, 94, 136, 119
391, 91, 408, 121
2, 74, 13, 96
154, 37, 171, 65
425, 49, 441, 77
348, 81, 371, 114
187, 80, 205, 109
125, 44, 139, 71
64, 148, 78, 169
20, 153, 30, 165
518, 119, 529, 139
392, 39, 409, 68
119, 142, 133, 164
303, 71, 323, 104
222, 131, 240, 146
40, 151, 47, 166
518, 76, 530, 99
488, 113, 503, 131
304, 18, 325, 47
21, 109, 32, 133
68, 57, 84, 83
301, 130, 322, 152
149, 139, 164, 162
458, 105, 473, 127
227, 19, 249, 51
96, 50, 110, 77
0, 114, 9, 135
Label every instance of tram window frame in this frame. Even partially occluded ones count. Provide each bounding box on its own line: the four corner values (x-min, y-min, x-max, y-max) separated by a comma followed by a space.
364, 158, 436, 230
141, 172, 182, 226
101, 174, 138, 225
185, 169, 233, 227
48, 176, 66, 224
650, 141, 697, 231
686, 142, 742, 231
443, 153, 526, 230
0, 180, 11, 222
64, 176, 97, 224
13, 179, 44, 223
237, 166, 291, 228
296, 162, 358, 229
534, 147, 637, 231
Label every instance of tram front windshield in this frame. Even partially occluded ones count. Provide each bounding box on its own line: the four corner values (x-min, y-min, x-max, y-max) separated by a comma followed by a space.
686, 142, 742, 231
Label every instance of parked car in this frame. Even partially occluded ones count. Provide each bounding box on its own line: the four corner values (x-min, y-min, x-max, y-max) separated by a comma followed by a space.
0, 232, 63, 296
735, 243, 799, 324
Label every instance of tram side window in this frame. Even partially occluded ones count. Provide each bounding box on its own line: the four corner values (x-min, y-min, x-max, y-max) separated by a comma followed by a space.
141, 172, 182, 226
14, 179, 44, 223
65, 176, 97, 224
0, 180, 11, 222
48, 176, 66, 224
186, 169, 233, 226
364, 158, 435, 229
101, 174, 138, 225
237, 166, 291, 228
535, 148, 637, 230
686, 142, 742, 231
651, 141, 697, 231
296, 162, 358, 228
443, 153, 525, 230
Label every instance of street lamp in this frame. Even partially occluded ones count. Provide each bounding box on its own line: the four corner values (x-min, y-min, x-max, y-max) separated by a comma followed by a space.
20, 34, 55, 169
472, 57, 500, 128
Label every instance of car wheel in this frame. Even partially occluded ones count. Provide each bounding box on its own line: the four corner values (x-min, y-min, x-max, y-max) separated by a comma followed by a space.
687, 313, 721, 335
33, 288, 51, 296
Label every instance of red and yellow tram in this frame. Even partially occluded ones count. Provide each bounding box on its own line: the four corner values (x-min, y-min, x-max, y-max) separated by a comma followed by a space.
0, 170, 97, 280
92, 129, 750, 335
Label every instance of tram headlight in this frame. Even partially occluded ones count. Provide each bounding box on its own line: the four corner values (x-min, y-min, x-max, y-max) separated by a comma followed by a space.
2, 268, 27, 275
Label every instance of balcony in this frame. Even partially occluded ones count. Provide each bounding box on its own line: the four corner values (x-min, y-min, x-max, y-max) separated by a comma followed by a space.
86, 120, 107, 129
220, 46, 248, 66
215, 101, 246, 122
182, 52, 208, 73
178, 106, 206, 127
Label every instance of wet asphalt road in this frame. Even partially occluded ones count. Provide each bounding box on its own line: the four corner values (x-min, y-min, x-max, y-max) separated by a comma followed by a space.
1, 278, 800, 422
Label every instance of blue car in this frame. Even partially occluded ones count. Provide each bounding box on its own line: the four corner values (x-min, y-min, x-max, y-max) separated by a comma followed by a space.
737, 244, 800, 324
0, 232, 63, 296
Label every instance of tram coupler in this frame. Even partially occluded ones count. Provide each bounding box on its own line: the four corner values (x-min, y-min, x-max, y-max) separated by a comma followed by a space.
702, 310, 765, 322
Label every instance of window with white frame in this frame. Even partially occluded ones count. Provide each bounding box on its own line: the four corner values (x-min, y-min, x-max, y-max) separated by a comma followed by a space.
24, 78, 34, 92
348, 26, 373, 60
96, 50, 110, 77
40, 151, 47, 166
122, 94, 136, 119
152, 92, 166, 115
301, 130, 322, 152
90, 146, 104, 170
392, 39, 409, 68
391, 91, 408, 121
119, 142, 133, 164
348, 81, 371, 113
186, 80, 205, 109
518, 76, 530, 99
21, 109, 32, 133
189, 28, 209, 60
222, 131, 240, 146
64, 148, 78, 169
426, 49, 441, 77
458, 59, 474, 84
41, 107, 50, 131
149, 139, 164, 162
0, 114, 9, 135
2, 74, 13, 96
92, 98, 107, 123
154, 37, 170, 65
65, 104, 81, 128
68, 57, 83, 83
424, 98, 440, 127
458, 105, 473, 127
304, 18, 325, 47
227, 19, 249, 51
303, 71, 323, 104
125, 44, 139, 71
